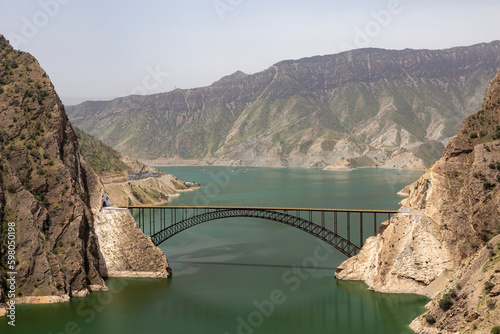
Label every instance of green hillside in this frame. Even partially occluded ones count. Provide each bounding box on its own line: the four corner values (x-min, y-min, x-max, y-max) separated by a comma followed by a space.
74, 127, 130, 174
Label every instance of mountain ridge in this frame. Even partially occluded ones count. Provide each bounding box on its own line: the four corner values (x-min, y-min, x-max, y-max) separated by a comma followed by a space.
67, 41, 500, 169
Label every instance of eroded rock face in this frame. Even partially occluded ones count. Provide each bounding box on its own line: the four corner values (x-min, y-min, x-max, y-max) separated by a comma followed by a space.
0, 34, 106, 304
335, 212, 455, 297
94, 209, 171, 278
0, 35, 172, 315
336, 74, 500, 297
410, 235, 500, 334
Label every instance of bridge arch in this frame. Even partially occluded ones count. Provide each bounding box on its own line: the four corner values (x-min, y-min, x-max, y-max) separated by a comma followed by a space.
150, 208, 360, 257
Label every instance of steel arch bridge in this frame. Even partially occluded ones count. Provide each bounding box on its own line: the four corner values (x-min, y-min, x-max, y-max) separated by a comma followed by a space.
126, 206, 398, 258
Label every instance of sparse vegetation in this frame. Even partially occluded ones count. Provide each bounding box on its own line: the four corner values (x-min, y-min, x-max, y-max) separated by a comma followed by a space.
485, 282, 495, 294
425, 314, 436, 325
321, 140, 336, 152
299, 140, 314, 154
438, 293, 453, 311
481, 232, 492, 242
487, 299, 496, 309
74, 127, 130, 174
349, 156, 377, 168
484, 181, 496, 190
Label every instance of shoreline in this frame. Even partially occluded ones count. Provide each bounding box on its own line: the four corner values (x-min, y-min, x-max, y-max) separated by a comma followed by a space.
150, 164, 427, 172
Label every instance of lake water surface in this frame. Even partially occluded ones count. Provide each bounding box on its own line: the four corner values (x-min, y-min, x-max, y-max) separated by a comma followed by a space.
1, 167, 429, 334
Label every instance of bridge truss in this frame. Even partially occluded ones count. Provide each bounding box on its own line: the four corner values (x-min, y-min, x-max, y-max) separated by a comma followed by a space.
126, 206, 398, 257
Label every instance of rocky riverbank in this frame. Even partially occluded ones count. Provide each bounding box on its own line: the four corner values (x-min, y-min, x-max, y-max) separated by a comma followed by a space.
336, 71, 500, 333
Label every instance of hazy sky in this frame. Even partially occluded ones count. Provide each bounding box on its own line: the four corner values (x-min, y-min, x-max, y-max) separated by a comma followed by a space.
0, 0, 499, 105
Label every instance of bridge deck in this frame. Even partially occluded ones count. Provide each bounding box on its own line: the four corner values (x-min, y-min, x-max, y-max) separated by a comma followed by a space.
124, 205, 398, 214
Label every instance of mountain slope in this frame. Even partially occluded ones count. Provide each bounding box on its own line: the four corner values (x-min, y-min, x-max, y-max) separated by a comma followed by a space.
0, 34, 172, 315
0, 34, 106, 303
75, 127, 200, 206
67, 41, 500, 168
336, 70, 500, 333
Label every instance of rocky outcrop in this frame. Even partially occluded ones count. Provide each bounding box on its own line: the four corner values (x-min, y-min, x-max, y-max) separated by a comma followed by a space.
410, 235, 500, 334
336, 71, 500, 333
335, 212, 455, 298
0, 35, 172, 315
94, 209, 171, 278
0, 34, 107, 309
68, 41, 500, 169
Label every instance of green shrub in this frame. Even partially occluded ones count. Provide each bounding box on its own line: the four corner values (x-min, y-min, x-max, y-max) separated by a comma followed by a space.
438, 293, 453, 311
484, 181, 496, 190
485, 282, 495, 294
481, 232, 492, 242
487, 299, 496, 309
491, 326, 500, 334
456, 283, 462, 290
425, 314, 436, 325
470, 132, 478, 139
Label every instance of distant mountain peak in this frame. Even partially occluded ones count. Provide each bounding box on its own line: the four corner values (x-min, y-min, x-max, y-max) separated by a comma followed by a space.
213, 70, 248, 85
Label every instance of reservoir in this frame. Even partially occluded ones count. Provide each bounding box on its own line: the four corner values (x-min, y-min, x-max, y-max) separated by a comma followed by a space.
1, 167, 430, 334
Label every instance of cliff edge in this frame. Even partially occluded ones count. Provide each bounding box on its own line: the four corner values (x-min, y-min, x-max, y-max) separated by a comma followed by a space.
336, 71, 500, 333
0, 35, 171, 316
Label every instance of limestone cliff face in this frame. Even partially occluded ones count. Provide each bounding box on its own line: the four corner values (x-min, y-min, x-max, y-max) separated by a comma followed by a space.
336, 71, 500, 332
94, 209, 171, 278
0, 35, 172, 315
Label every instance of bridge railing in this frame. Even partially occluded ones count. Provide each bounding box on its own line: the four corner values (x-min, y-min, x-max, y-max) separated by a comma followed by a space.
125, 206, 398, 252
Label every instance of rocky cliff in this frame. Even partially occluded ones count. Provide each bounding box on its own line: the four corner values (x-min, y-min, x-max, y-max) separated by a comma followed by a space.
0, 34, 107, 305
94, 209, 171, 278
336, 71, 500, 333
67, 41, 500, 169
0, 35, 171, 315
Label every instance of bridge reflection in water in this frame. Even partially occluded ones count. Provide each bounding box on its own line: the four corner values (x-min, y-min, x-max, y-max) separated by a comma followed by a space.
126, 206, 398, 257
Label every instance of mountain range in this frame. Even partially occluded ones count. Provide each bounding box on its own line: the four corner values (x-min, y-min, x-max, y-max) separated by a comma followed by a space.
67, 41, 500, 169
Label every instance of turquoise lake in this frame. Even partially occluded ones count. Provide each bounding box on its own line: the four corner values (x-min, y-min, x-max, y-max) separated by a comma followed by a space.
1, 167, 429, 334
